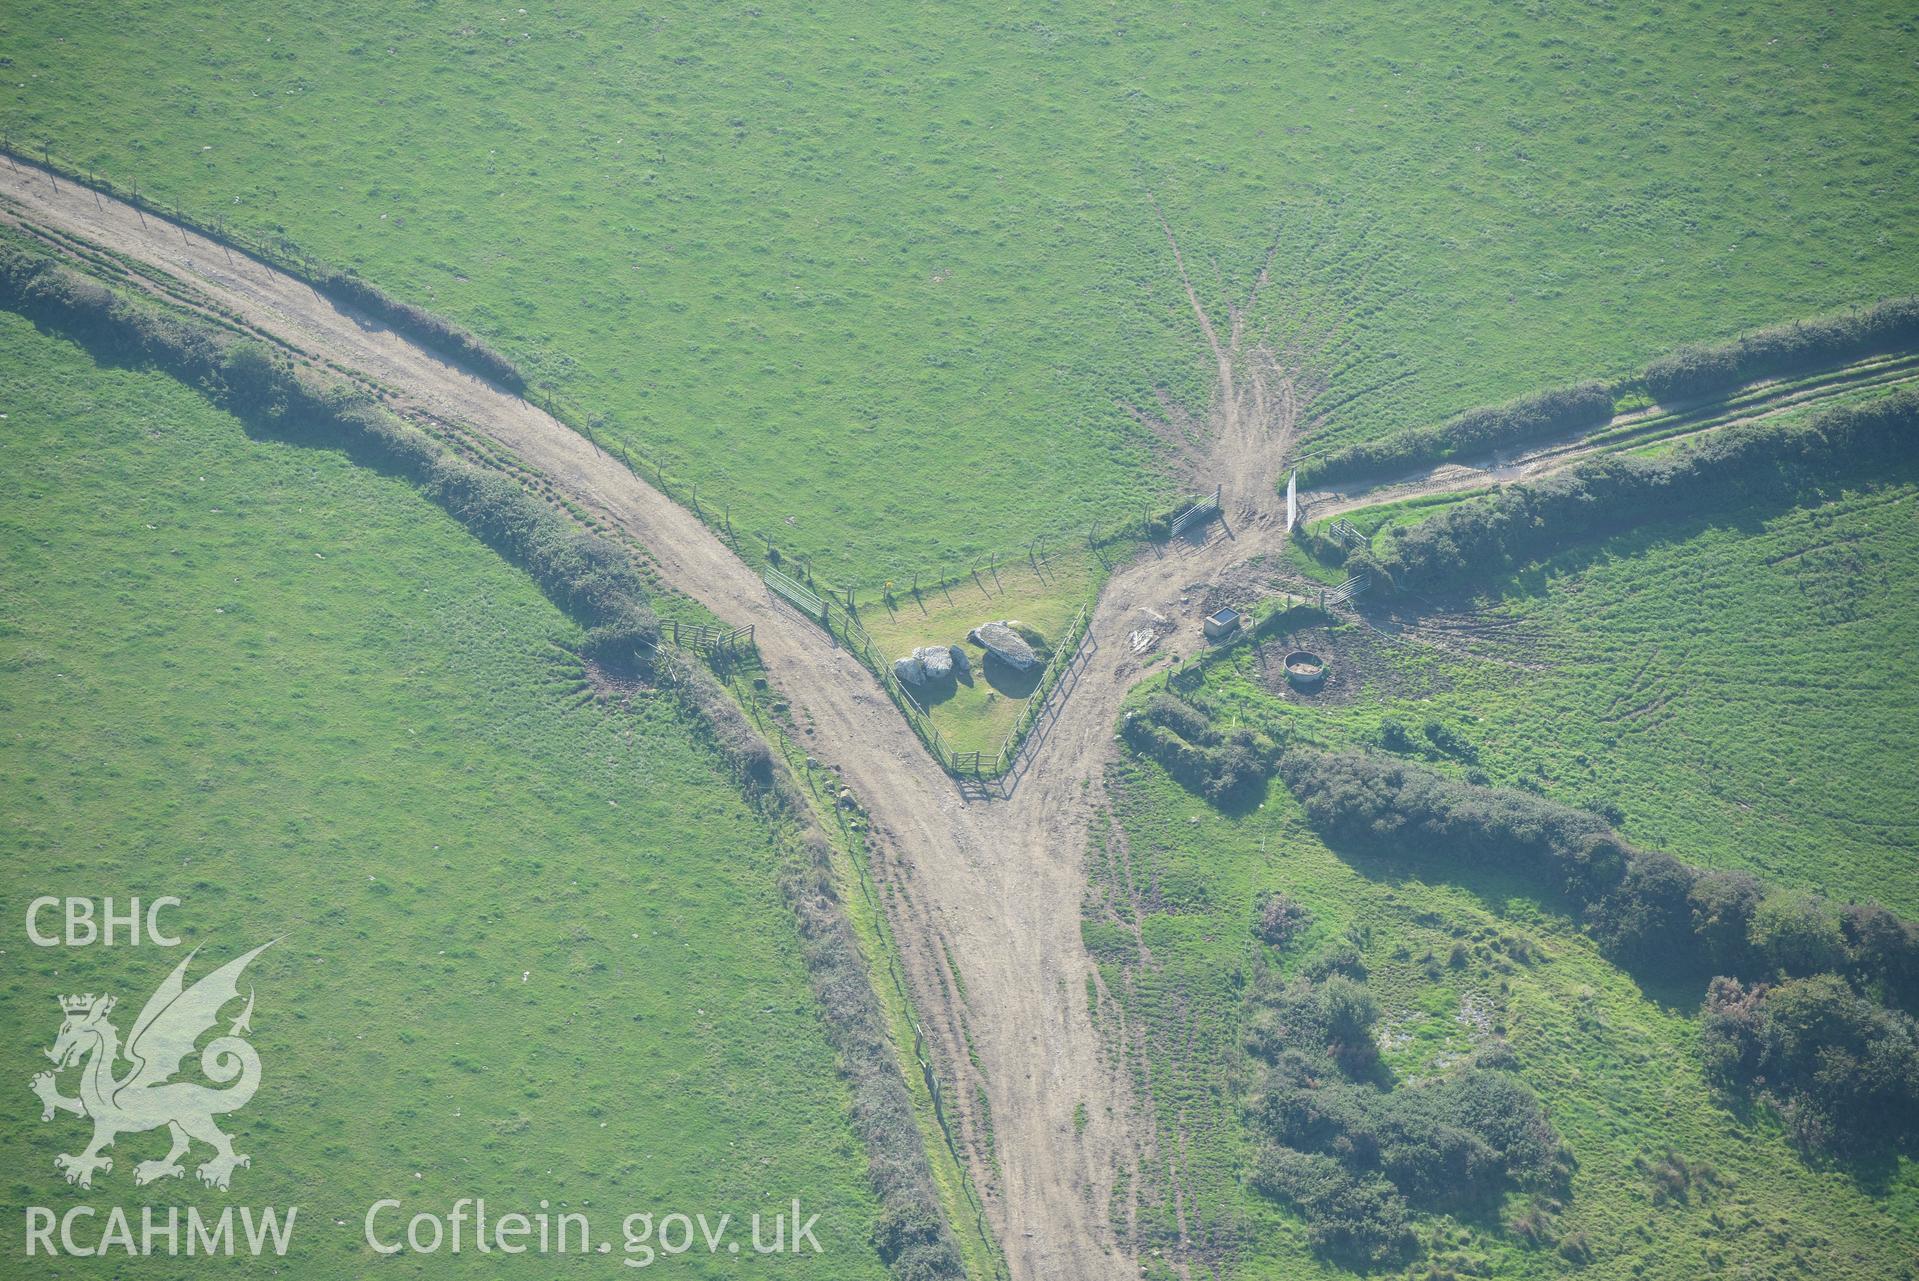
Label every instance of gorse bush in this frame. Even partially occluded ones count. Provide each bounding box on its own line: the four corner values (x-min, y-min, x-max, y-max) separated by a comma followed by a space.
1422, 720, 1477, 762
1377, 390, 1919, 588
1747, 890, 1847, 978
1143, 692, 1216, 745
1302, 381, 1614, 487
1641, 296, 1919, 403
1255, 892, 1315, 949
1703, 975, 1919, 1156
0, 246, 657, 665
1242, 967, 1565, 1266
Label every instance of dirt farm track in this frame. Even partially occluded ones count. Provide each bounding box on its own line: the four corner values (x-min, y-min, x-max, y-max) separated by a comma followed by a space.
5, 158, 1882, 1280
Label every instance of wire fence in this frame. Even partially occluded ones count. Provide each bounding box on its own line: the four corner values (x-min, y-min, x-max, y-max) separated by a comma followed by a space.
752, 486, 1231, 786
0, 141, 795, 585
10, 139, 1185, 799
767, 562, 1095, 784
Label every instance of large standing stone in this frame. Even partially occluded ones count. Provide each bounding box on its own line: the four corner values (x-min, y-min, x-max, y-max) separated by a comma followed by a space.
895, 645, 959, 684
917, 645, 954, 680
968, 621, 1039, 671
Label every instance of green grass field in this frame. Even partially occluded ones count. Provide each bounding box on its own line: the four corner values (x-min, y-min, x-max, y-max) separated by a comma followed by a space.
1091, 473, 1919, 1276
0, 312, 892, 1275
5, 0, 1914, 586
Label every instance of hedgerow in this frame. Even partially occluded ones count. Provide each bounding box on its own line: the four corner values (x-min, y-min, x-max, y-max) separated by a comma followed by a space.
1281, 748, 1919, 1149
1641, 295, 1919, 403
1297, 298, 1919, 489
659, 651, 963, 1277
1120, 692, 1281, 806
1301, 381, 1614, 487
0, 245, 656, 664
1376, 390, 1919, 588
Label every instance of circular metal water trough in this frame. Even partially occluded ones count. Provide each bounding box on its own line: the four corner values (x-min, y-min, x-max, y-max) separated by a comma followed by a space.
1284, 649, 1327, 692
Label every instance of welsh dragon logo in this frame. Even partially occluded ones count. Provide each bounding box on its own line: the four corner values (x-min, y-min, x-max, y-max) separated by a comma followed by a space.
31, 942, 273, 1191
